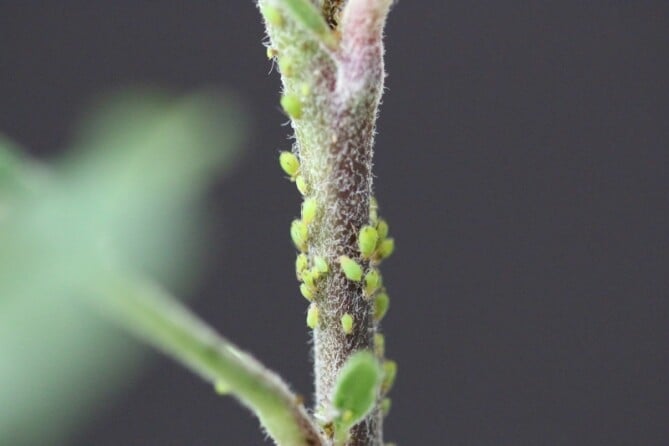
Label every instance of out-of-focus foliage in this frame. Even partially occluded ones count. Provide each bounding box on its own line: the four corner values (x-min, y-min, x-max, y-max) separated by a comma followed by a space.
0, 89, 244, 445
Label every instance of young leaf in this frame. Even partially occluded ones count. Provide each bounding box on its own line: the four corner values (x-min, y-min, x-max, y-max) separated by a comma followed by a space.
275, 0, 337, 48
332, 351, 382, 438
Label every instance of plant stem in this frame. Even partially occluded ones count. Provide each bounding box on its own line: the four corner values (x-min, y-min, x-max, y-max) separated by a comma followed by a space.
92, 271, 324, 446
260, 1, 392, 444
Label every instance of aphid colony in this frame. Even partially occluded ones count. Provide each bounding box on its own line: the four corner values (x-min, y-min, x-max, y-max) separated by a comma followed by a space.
267, 1, 397, 416
279, 152, 394, 335
279, 149, 396, 417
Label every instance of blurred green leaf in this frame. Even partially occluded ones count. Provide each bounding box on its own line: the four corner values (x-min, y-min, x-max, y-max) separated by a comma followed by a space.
0, 89, 245, 445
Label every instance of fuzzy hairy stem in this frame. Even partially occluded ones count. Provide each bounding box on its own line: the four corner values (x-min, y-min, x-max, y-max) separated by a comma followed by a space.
260, 1, 391, 444
91, 271, 324, 446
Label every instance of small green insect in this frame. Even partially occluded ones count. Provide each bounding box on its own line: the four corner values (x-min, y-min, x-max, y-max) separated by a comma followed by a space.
381, 397, 392, 416
260, 4, 283, 27
358, 225, 379, 259
339, 256, 363, 282
341, 313, 354, 335
376, 238, 395, 261
374, 333, 385, 357
376, 218, 389, 241
278, 56, 295, 77
290, 219, 308, 251
281, 93, 303, 119
381, 360, 397, 394
266, 46, 278, 60
300, 283, 314, 301
307, 304, 319, 329
214, 380, 231, 395
313, 256, 329, 274
279, 151, 300, 178
302, 268, 318, 288
374, 292, 389, 322
295, 175, 308, 195
369, 197, 379, 224
364, 269, 381, 297
301, 197, 318, 225
295, 253, 308, 280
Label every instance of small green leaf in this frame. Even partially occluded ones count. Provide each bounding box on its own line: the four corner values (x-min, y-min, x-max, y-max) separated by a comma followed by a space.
279, 0, 337, 48
332, 351, 382, 436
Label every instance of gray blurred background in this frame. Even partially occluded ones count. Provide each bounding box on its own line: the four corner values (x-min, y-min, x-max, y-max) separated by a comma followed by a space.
1, 1, 668, 445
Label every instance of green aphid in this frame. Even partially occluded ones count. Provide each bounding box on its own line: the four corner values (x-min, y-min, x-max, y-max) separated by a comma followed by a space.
374, 292, 389, 322
214, 380, 231, 395
279, 151, 300, 178
381, 360, 397, 394
376, 218, 389, 241
313, 256, 329, 274
291, 219, 308, 251
374, 333, 385, 357
310, 267, 323, 281
260, 4, 283, 27
295, 253, 308, 280
339, 256, 363, 282
266, 46, 278, 60
381, 398, 392, 416
300, 282, 315, 301
369, 196, 379, 223
281, 94, 303, 119
301, 197, 318, 225
295, 175, 308, 195
358, 225, 379, 259
364, 269, 381, 297
302, 269, 318, 288
376, 238, 395, 260
307, 304, 319, 329
341, 313, 354, 335
278, 56, 295, 77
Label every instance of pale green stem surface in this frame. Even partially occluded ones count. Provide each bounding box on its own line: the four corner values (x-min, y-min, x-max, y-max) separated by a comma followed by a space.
91, 271, 324, 446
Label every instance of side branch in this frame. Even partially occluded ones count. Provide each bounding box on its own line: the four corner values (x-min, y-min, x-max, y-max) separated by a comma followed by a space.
92, 271, 324, 446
